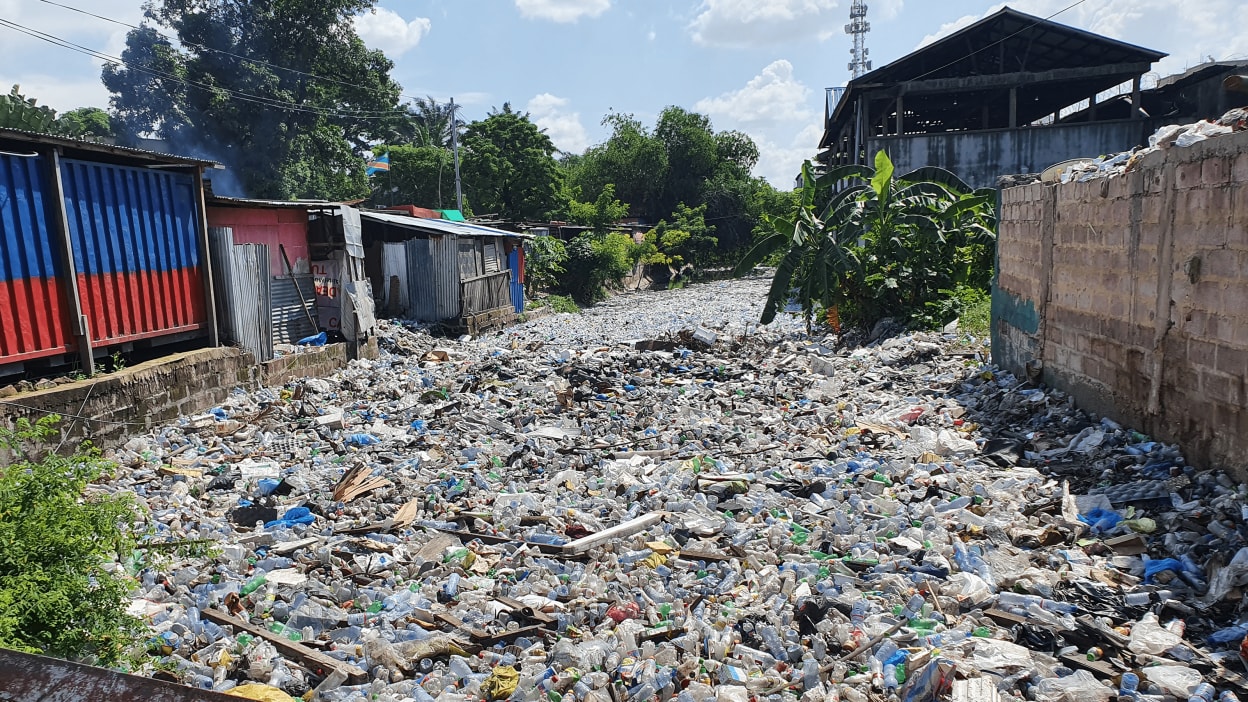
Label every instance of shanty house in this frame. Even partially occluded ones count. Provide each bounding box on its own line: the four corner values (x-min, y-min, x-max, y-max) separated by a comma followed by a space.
360, 210, 527, 333
0, 128, 219, 377
816, 7, 1167, 187
206, 198, 376, 361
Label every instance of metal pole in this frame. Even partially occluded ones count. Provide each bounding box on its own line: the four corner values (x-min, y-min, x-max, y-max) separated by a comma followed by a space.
450, 97, 464, 213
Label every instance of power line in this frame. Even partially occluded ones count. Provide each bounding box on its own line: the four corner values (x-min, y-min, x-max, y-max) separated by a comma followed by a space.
0, 398, 147, 427
908, 0, 1093, 82
37, 0, 441, 110
0, 17, 412, 120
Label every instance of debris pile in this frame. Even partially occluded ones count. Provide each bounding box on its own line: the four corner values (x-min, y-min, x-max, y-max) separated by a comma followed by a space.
102, 277, 1248, 702
1061, 107, 1248, 183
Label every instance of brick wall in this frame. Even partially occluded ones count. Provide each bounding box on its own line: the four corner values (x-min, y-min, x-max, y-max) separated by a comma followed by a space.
1, 341, 373, 449
994, 130, 1248, 475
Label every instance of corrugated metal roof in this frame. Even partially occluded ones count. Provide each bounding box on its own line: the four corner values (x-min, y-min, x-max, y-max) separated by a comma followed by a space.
0, 127, 222, 167
360, 210, 533, 240
208, 196, 340, 209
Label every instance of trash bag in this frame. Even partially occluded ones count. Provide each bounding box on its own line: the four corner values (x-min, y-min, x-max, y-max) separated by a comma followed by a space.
481, 665, 520, 700
297, 331, 327, 346
226, 683, 297, 701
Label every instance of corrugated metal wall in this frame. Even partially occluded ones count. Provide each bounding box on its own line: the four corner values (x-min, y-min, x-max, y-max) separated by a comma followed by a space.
406, 235, 460, 323
0, 152, 73, 363
272, 276, 317, 344
382, 242, 409, 315
207, 227, 273, 362
59, 158, 207, 345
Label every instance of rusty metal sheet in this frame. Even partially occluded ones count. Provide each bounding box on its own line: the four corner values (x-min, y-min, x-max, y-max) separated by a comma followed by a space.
0, 647, 240, 701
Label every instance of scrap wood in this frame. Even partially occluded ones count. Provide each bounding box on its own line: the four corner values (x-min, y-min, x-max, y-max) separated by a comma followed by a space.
496, 596, 556, 625
391, 499, 421, 530
201, 608, 367, 684
332, 464, 391, 502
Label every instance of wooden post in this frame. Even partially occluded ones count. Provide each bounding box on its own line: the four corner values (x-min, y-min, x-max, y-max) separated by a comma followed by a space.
1088, 93, 1098, 121
47, 148, 93, 373
1131, 76, 1142, 119
1009, 87, 1018, 128
896, 94, 905, 135
193, 166, 219, 347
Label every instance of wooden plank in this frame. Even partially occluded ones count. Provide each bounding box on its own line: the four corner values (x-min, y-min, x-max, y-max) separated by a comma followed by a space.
271, 537, 322, 555
201, 608, 368, 684
1059, 652, 1118, 679
561, 512, 665, 555
476, 624, 549, 648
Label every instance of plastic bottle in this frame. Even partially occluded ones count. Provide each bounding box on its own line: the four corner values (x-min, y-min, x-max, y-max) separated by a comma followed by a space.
1189, 683, 1216, 702
1119, 673, 1140, 702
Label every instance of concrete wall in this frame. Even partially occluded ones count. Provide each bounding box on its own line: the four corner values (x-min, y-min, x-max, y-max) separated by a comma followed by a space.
869, 119, 1164, 189
993, 130, 1248, 475
1, 341, 376, 448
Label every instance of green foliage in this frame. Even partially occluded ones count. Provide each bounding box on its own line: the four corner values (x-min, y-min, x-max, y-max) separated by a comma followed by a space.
56, 108, 113, 140
0, 87, 112, 140
103, 0, 402, 200
562, 107, 788, 266
544, 294, 579, 314
643, 202, 717, 269
525, 235, 568, 294
562, 232, 638, 304
375, 143, 458, 210
461, 103, 565, 221
0, 85, 58, 133
737, 153, 997, 332
0, 416, 141, 664
567, 183, 629, 234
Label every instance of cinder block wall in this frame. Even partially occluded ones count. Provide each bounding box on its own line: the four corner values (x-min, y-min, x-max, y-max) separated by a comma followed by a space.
2, 341, 374, 449
993, 131, 1248, 476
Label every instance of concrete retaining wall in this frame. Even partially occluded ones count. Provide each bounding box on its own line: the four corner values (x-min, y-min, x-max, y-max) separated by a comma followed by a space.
1, 340, 377, 448
993, 130, 1248, 476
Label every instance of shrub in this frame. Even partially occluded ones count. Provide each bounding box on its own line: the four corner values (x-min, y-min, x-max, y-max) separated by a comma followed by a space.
0, 416, 141, 664
562, 231, 637, 303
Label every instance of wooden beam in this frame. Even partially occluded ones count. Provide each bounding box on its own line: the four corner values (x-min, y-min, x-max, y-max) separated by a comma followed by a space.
1009, 87, 1018, 128
858, 62, 1154, 98
1132, 76, 1142, 119
200, 608, 368, 684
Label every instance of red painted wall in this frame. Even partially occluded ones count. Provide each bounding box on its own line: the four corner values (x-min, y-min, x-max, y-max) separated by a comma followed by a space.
207, 207, 311, 277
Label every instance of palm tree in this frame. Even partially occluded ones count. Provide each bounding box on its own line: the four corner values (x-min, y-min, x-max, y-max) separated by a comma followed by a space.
407, 95, 461, 149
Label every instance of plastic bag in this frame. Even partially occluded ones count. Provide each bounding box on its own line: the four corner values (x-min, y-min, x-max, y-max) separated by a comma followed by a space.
1128, 612, 1183, 655
1141, 665, 1201, 697
481, 665, 519, 700
1034, 671, 1113, 702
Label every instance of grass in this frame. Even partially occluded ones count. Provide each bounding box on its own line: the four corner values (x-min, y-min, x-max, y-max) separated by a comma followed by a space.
959, 288, 991, 338
546, 294, 579, 314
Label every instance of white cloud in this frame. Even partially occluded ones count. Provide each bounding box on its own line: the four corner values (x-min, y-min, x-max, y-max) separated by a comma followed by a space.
526, 93, 590, 154
917, 1, 1248, 80
515, 0, 611, 23
696, 60, 813, 127
694, 61, 820, 186
353, 8, 431, 56
689, 0, 841, 48
754, 123, 825, 187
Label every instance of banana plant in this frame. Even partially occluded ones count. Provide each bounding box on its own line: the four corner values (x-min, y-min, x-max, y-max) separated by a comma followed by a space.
735, 151, 996, 331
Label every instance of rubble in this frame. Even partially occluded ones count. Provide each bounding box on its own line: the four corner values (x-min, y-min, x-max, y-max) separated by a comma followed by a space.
99, 275, 1248, 702
1058, 108, 1248, 183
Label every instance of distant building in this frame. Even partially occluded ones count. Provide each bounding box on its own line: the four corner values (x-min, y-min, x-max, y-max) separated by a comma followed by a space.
816, 7, 1167, 188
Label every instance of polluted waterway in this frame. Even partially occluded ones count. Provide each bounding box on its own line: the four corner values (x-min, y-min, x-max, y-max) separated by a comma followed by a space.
98, 275, 1248, 702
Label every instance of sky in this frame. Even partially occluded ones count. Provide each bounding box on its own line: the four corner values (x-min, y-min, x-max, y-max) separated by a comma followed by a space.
2, 0, 1248, 187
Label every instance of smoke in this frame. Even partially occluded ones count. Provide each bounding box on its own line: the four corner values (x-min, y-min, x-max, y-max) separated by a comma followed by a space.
159, 132, 247, 197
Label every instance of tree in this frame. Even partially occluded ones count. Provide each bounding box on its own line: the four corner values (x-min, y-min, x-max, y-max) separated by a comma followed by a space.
567, 183, 629, 233
405, 95, 460, 149
55, 108, 113, 139
736, 153, 997, 331
376, 143, 458, 209
644, 202, 717, 270
566, 113, 668, 221
0, 85, 58, 133
0, 416, 141, 665
654, 107, 719, 219
103, 0, 402, 200
461, 104, 565, 221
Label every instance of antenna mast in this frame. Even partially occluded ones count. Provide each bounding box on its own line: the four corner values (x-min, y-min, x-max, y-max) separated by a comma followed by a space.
846, 0, 871, 78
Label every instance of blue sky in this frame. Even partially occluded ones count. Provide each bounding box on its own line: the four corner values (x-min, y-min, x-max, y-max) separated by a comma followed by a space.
3, 0, 1247, 185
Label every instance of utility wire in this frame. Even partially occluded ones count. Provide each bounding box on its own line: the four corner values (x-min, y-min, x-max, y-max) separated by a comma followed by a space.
0, 17, 412, 120
37, 0, 440, 109
0, 398, 147, 427
908, 0, 1093, 82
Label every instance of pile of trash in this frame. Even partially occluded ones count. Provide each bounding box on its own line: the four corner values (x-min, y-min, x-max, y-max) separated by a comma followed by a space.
1060, 107, 1248, 183
99, 276, 1248, 702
